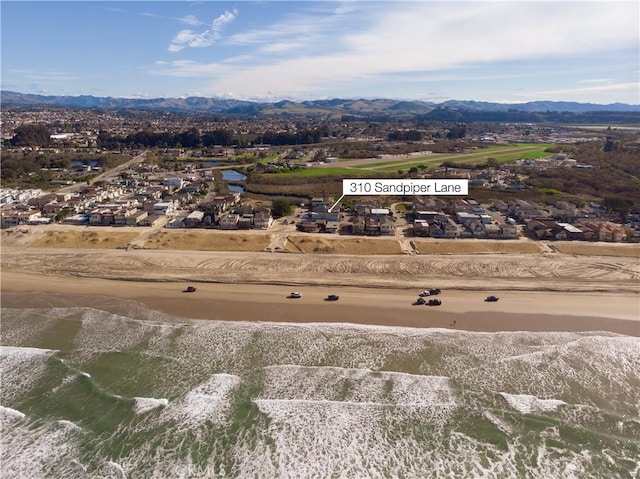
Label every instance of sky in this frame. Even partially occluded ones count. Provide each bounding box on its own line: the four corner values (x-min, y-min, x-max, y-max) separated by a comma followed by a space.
2, 1, 639, 105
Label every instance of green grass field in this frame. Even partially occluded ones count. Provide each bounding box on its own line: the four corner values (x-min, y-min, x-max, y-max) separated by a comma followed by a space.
258, 144, 555, 178
372, 144, 554, 173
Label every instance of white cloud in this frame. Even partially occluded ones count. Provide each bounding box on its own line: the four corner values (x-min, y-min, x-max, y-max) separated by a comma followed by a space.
181, 15, 201, 26
520, 82, 640, 103
168, 9, 237, 52
577, 78, 615, 85
11, 69, 80, 82
153, 2, 638, 102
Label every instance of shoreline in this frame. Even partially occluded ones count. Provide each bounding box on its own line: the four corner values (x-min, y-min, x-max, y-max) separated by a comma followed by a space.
2, 228, 638, 336
2, 271, 639, 336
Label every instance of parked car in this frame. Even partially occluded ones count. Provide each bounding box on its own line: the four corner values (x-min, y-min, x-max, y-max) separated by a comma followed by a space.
485, 295, 500, 302
427, 299, 442, 306
326, 294, 340, 301
420, 288, 441, 297
413, 297, 426, 305
184, 286, 197, 293
289, 292, 302, 299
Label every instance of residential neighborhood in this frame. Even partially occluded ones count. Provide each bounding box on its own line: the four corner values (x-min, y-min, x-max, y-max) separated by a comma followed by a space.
1, 107, 638, 243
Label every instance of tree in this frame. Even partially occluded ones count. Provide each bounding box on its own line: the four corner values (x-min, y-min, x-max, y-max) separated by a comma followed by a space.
146, 151, 159, 167
603, 197, 632, 219
446, 124, 466, 139
55, 207, 73, 222
271, 198, 293, 218
603, 138, 616, 152
486, 158, 499, 168
12, 124, 51, 147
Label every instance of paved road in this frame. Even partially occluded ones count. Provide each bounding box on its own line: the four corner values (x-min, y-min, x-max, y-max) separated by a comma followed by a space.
56, 151, 148, 194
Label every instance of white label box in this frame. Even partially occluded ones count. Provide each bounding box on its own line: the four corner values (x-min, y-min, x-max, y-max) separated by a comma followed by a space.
342, 179, 468, 196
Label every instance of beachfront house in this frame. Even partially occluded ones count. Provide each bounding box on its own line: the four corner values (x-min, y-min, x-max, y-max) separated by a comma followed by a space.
219, 213, 240, 230
0, 210, 43, 227
185, 210, 205, 227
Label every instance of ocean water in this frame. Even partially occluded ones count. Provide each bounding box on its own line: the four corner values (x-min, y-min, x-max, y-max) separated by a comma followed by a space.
1, 293, 639, 478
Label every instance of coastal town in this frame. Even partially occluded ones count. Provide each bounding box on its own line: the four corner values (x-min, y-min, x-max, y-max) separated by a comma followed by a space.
1, 107, 638, 245
3, 2, 640, 478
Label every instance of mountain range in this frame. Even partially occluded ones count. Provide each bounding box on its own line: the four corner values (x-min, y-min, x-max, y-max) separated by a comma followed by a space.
1, 91, 638, 116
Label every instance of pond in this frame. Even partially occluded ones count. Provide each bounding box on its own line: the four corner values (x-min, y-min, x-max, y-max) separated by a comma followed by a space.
228, 184, 245, 193
221, 169, 247, 181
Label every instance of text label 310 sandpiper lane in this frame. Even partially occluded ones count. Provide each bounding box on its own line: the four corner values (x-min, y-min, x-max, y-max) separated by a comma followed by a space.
343, 179, 468, 196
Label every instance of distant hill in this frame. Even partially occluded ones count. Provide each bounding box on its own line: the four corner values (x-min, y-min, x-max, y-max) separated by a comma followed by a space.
1, 91, 638, 119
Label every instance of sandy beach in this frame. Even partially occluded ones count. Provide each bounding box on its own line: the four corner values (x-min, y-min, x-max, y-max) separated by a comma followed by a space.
1, 225, 639, 336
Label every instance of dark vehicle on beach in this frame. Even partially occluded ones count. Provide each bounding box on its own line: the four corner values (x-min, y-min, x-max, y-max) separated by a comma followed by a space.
326, 294, 340, 301
485, 295, 499, 302
413, 297, 426, 305
428, 299, 442, 306
184, 286, 197, 293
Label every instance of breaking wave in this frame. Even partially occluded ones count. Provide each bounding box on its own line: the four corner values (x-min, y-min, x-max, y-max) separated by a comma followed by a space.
1, 294, 639, 478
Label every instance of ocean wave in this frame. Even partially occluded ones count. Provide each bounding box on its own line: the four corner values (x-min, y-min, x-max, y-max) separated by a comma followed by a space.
132, 397, 169, 414
2, 300, 639, 478
499, 392, 567, 414
0, 405, 26, 423
158, 374, 242, 428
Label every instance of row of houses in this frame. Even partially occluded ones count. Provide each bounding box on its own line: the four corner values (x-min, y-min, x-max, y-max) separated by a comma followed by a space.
296, 197, 341, 234
412, 210, 518, 239
526, 219, 629, 242
0, 188, 44, 205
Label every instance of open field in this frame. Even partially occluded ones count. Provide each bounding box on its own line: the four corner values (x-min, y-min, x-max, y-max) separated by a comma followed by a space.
285, 235, 403, 254
144, 230, 271, 251
373, 145, 554, 172
414, 239, 543, 255
269, 145, 554, 178
553, 241, 640, 257
29, 230, 139, 249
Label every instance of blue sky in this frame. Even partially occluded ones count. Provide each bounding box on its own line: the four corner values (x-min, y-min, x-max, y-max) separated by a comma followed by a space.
2, 1, 639, 104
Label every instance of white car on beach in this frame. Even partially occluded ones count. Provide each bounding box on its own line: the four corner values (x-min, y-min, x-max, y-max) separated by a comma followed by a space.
289, 292, 302, 298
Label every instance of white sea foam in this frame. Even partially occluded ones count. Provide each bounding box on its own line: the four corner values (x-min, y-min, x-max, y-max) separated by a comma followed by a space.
1, 417, 81, 478
106, 461, 127, 478
246, 367, 457, 478
500, 392, 567, 414
159, 374, 241, 428
74, 308, 163, 354
0, 307, 74, 345
482, 410, 513, 435
0, 405, 25, 423
0, 346, 56, 357
133, 397, 169, 414
0, 346, 57, 403
2, 301, 638, 478
56, 419, 82, 431
260, 365, 455, 415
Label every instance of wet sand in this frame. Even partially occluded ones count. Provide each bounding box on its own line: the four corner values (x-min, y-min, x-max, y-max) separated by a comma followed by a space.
2, 272, 638, 336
